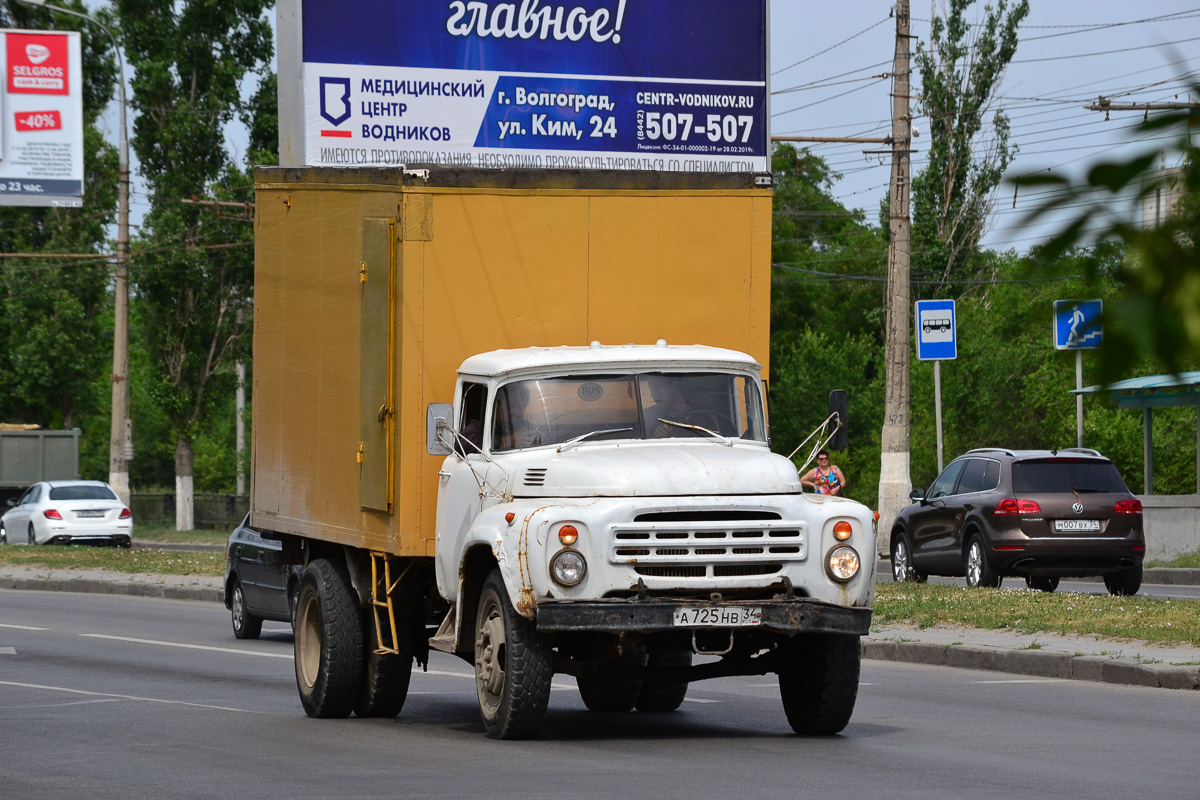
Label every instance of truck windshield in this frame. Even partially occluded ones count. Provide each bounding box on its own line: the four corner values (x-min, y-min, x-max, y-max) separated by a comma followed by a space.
491, 372, 766, 451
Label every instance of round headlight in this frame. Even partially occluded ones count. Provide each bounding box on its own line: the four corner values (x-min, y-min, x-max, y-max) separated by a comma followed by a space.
826, 545, 860, 582
550, 548, 587, 587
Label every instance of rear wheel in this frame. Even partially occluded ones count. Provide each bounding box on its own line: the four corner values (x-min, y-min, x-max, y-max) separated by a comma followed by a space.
577, 645, 646, 713
27, 523, 36, 545
1025, 575, 1060, 593
354, 613, 414, 718
635, 647, 691, 712
964, 534, 1002, 588
1104, 566, 1142, 597
230, 579, 263, 640
474, 570, 552, 739
778, 633, 860, 735
294, 558, 364, 718
891, 532, 927, 583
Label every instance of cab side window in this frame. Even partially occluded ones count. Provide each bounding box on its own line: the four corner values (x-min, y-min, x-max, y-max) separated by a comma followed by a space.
456, 382, 487, 456
956, 458, 987, 495
928, 460, 967, 499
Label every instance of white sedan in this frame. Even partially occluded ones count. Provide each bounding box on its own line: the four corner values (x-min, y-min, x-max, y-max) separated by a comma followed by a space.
0, 481, 132, 547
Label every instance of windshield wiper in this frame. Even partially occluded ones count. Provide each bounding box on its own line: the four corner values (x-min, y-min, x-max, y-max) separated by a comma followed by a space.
656, 419, 733, 446
557, 427, 634, 453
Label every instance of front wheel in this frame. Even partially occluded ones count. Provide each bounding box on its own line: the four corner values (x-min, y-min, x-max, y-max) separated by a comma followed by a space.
0, 522, 7, 544
474, 570, 552, 739
891, 532, 927, 583
230, 579, 263, 640
778, 633, 860, 735
964, 534, 1002, 588
1104, 566, 1142, 597
294, 558, 364, 718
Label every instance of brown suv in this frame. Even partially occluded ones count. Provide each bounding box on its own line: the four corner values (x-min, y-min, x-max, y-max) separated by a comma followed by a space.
890, 448, 1145, 595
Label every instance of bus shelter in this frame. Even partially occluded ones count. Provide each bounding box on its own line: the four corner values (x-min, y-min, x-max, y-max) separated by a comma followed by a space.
1073, 372, 1200, 494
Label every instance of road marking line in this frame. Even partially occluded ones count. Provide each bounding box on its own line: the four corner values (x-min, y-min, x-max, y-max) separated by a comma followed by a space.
973, 679, 1063, 684
11, 699, 122, 708
0, 623, 47, 630
0, 680, 256, 713
683, 697, 721, 704
79, 633, 292, 659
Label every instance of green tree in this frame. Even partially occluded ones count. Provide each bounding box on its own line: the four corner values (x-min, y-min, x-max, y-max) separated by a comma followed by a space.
0, 2, 118, 444
119, 0, 272, 526
912, 0, 1029, 296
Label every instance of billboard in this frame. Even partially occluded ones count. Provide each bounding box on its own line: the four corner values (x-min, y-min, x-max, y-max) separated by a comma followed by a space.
0, 29, 83, 207
278, 0, 769, 172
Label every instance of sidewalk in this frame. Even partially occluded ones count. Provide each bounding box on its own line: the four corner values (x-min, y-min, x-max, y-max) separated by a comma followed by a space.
1, 564, 1197, 691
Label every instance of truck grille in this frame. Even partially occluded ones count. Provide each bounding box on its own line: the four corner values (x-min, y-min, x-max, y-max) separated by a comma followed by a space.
611, 515, 806, 578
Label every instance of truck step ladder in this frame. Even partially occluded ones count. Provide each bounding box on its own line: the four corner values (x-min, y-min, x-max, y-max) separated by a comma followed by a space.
368, 552, 413, 656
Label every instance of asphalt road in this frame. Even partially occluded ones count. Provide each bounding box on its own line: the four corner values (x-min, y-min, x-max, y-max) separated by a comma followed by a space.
2, 590, 1198, 799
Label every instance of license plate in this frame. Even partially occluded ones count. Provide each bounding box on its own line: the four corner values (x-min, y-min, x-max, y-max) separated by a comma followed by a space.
672, 606, 762, 627
1054, 519, 1100, 532
75, 510, 104, 518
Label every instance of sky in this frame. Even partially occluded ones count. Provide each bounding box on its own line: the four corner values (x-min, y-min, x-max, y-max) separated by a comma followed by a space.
93, 2, 1200, 251
767, 2, 1200, 252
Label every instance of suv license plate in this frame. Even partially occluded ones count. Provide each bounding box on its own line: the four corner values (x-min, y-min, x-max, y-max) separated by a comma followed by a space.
672, 606, 762, 627
1054, 519, 1100, 532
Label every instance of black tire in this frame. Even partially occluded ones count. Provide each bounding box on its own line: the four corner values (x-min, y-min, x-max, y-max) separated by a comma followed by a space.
474, 570, 552, 739
964, 534, 1002, 588
28, 523, 36, 545
635, 647, 691, 712
0, 522, 7, 545
891, 531, 927, 583
294, 558, 364, 719
1104, 566, 1142, 597
354, 613, 414, 718
577, 646, 646, 713
1025, 575, 1060, 593
778, 633, 860, 735
230, 579, 263, 640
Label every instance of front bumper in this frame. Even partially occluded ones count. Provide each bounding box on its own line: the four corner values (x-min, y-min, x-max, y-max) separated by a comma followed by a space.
534, 596, 871, 636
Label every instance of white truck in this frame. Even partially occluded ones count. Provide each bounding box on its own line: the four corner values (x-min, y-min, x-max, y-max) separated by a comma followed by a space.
252, 166, 876, 739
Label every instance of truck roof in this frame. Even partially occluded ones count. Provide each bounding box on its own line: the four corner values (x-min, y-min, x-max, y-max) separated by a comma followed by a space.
458, 342, 761, 378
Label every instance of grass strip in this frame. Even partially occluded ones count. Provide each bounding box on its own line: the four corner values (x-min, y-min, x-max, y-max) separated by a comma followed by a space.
0, 546, 223, 576
874, 582, 1199, 647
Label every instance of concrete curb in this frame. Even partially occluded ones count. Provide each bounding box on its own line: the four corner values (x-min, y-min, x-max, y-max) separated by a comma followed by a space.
862, 639, 1200, 691
0, 574, 222, 603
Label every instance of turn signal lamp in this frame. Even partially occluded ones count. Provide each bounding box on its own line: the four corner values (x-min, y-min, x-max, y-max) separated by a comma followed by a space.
558, 524, 579, 545
832, 521, 853, 541
43, 509, 62, 520
993, 498, 1041, 516
505, 512, 516, 525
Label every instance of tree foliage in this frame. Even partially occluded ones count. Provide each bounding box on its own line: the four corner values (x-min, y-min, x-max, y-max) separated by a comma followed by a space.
0, 2, 118, 443
117, 0, 273, 509
912, 0, 1029, 296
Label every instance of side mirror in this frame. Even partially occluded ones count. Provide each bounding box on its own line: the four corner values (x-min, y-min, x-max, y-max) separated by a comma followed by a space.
909, 486, 926, 503
426, 403, 453, 456
827, 390, 848, 450
5, 498, 15, 507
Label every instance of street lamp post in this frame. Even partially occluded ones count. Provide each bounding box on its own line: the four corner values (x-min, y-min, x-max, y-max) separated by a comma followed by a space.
18, 0, 132, 503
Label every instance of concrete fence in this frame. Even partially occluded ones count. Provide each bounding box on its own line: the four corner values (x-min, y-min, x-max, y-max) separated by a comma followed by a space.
1140, 494, 1200, 563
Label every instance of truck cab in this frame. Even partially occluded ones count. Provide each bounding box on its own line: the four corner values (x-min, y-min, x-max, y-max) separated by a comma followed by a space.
429, 342, 876, 737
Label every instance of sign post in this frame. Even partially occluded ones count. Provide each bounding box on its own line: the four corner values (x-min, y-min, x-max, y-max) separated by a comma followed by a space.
1053, 299, 1102, 448
915, 299, 957, 472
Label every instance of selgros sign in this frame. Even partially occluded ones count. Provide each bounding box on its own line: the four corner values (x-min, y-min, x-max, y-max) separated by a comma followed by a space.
279, 0, 768, 172
0, 30, 83, 207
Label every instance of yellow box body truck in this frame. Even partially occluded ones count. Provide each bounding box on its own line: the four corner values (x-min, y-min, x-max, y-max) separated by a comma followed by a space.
250, 165, 875, 738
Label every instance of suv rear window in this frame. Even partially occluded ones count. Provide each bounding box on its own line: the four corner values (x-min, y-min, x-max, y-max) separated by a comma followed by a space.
48, 485, 117, 501
1011, 459, 1129, 494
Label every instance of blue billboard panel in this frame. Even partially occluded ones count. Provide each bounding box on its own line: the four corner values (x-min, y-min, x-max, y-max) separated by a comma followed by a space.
297, 0, 768, 171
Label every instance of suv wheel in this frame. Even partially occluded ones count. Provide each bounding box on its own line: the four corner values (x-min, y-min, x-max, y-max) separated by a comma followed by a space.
891, 532, 927, 583
1025, 575, 1059, 593
964, 534, 1002, 588
1104, 566, 1142, 597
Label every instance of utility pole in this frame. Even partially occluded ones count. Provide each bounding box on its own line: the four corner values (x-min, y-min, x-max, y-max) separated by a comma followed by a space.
877, 0, 914, 555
